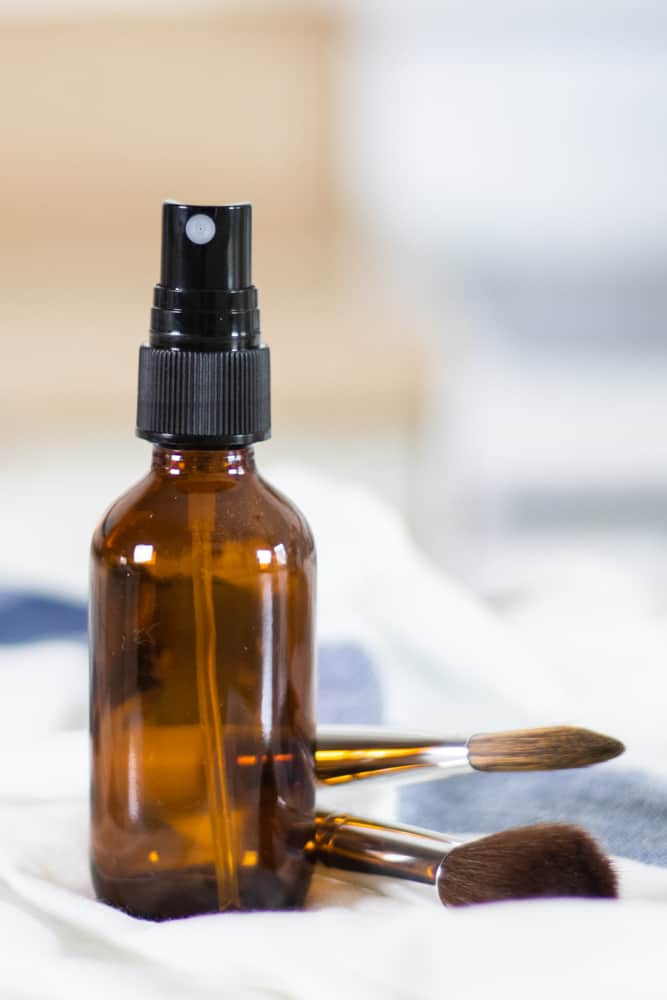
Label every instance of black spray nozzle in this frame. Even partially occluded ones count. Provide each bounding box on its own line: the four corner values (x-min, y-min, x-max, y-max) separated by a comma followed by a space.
160, 202, 252, 291
150, 201, 260, 349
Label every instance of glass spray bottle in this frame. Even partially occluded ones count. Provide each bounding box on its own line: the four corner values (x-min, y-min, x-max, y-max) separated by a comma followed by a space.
89, 203, 316, 919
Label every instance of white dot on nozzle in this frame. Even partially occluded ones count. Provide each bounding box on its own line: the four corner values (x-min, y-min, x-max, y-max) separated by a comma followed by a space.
185, 213, 216, 245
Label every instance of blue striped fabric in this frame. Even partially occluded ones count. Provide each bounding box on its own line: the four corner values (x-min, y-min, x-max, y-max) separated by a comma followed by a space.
400, 765, 665, 867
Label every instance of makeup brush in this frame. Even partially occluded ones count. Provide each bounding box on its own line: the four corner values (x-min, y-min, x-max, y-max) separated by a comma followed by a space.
109, 722, 624, 809
315, 724, 624, 787
313, 811, 618, 905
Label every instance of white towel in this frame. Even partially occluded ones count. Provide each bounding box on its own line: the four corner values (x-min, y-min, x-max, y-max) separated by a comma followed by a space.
1, 460, 667, 998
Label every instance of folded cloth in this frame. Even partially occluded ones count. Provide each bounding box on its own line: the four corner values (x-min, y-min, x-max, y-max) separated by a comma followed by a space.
3, 462, 667, 998
1, 740, 667, 1000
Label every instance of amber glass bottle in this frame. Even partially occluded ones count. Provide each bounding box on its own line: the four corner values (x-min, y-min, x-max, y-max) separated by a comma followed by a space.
89, 203, 316, 919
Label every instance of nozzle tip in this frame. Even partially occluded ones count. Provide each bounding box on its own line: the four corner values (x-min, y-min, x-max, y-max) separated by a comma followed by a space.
160, 201, 252, 291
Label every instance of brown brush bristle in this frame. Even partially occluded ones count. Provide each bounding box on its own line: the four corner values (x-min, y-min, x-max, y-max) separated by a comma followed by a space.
468, 726, 624, 772
437, 823, 617, 906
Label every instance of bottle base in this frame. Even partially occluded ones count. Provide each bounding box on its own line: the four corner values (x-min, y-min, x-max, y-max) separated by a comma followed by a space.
91, 861, 313, 920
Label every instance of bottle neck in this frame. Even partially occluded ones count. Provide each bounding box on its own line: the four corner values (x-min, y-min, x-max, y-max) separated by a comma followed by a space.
151, 445, 257, 478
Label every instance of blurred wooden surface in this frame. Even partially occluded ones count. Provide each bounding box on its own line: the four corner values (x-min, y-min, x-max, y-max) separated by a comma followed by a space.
0, 9, 421, 436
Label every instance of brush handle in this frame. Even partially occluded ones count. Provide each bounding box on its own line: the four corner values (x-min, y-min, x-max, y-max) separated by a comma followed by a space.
314, 810, 456, 885
315, 726, 470, 787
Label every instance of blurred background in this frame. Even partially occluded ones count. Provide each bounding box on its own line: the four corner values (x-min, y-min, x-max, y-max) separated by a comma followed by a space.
2, 0, 667, 609
3, 7, 667, 985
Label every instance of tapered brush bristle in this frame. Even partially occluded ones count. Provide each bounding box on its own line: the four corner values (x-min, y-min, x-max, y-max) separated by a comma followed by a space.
468, 725, 624, 772
438, 823, 617, 906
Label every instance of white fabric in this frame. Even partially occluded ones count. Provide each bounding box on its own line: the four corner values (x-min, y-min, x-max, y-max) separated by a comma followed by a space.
2, 458, 667, 998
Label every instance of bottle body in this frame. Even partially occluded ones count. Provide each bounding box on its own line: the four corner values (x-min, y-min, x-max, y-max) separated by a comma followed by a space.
89, 447, 316, 919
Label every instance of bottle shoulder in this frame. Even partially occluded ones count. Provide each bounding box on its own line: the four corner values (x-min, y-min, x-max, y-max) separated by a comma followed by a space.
92, 467, 315, 568
255, 473, 315, 553
92, 472, 159, 555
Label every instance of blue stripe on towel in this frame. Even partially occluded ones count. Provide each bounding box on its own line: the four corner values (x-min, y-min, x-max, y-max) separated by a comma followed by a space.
0, 591, 88, 643
400, 767, 667, 867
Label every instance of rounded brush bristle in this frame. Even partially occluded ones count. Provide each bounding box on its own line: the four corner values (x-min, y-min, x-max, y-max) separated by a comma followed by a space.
468, 726, 625, 772
437, 823, 617, 907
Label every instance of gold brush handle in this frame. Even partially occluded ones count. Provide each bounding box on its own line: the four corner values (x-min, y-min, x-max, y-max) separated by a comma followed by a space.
313, 810, 456, 884
315, 726, 469, 785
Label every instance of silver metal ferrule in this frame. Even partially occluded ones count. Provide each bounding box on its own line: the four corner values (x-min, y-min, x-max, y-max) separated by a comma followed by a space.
315, 725, 471, 788
314, 810, 459, 885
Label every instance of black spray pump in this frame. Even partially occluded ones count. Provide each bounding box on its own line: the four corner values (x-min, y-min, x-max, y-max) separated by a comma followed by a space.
136, 202, 271, 448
